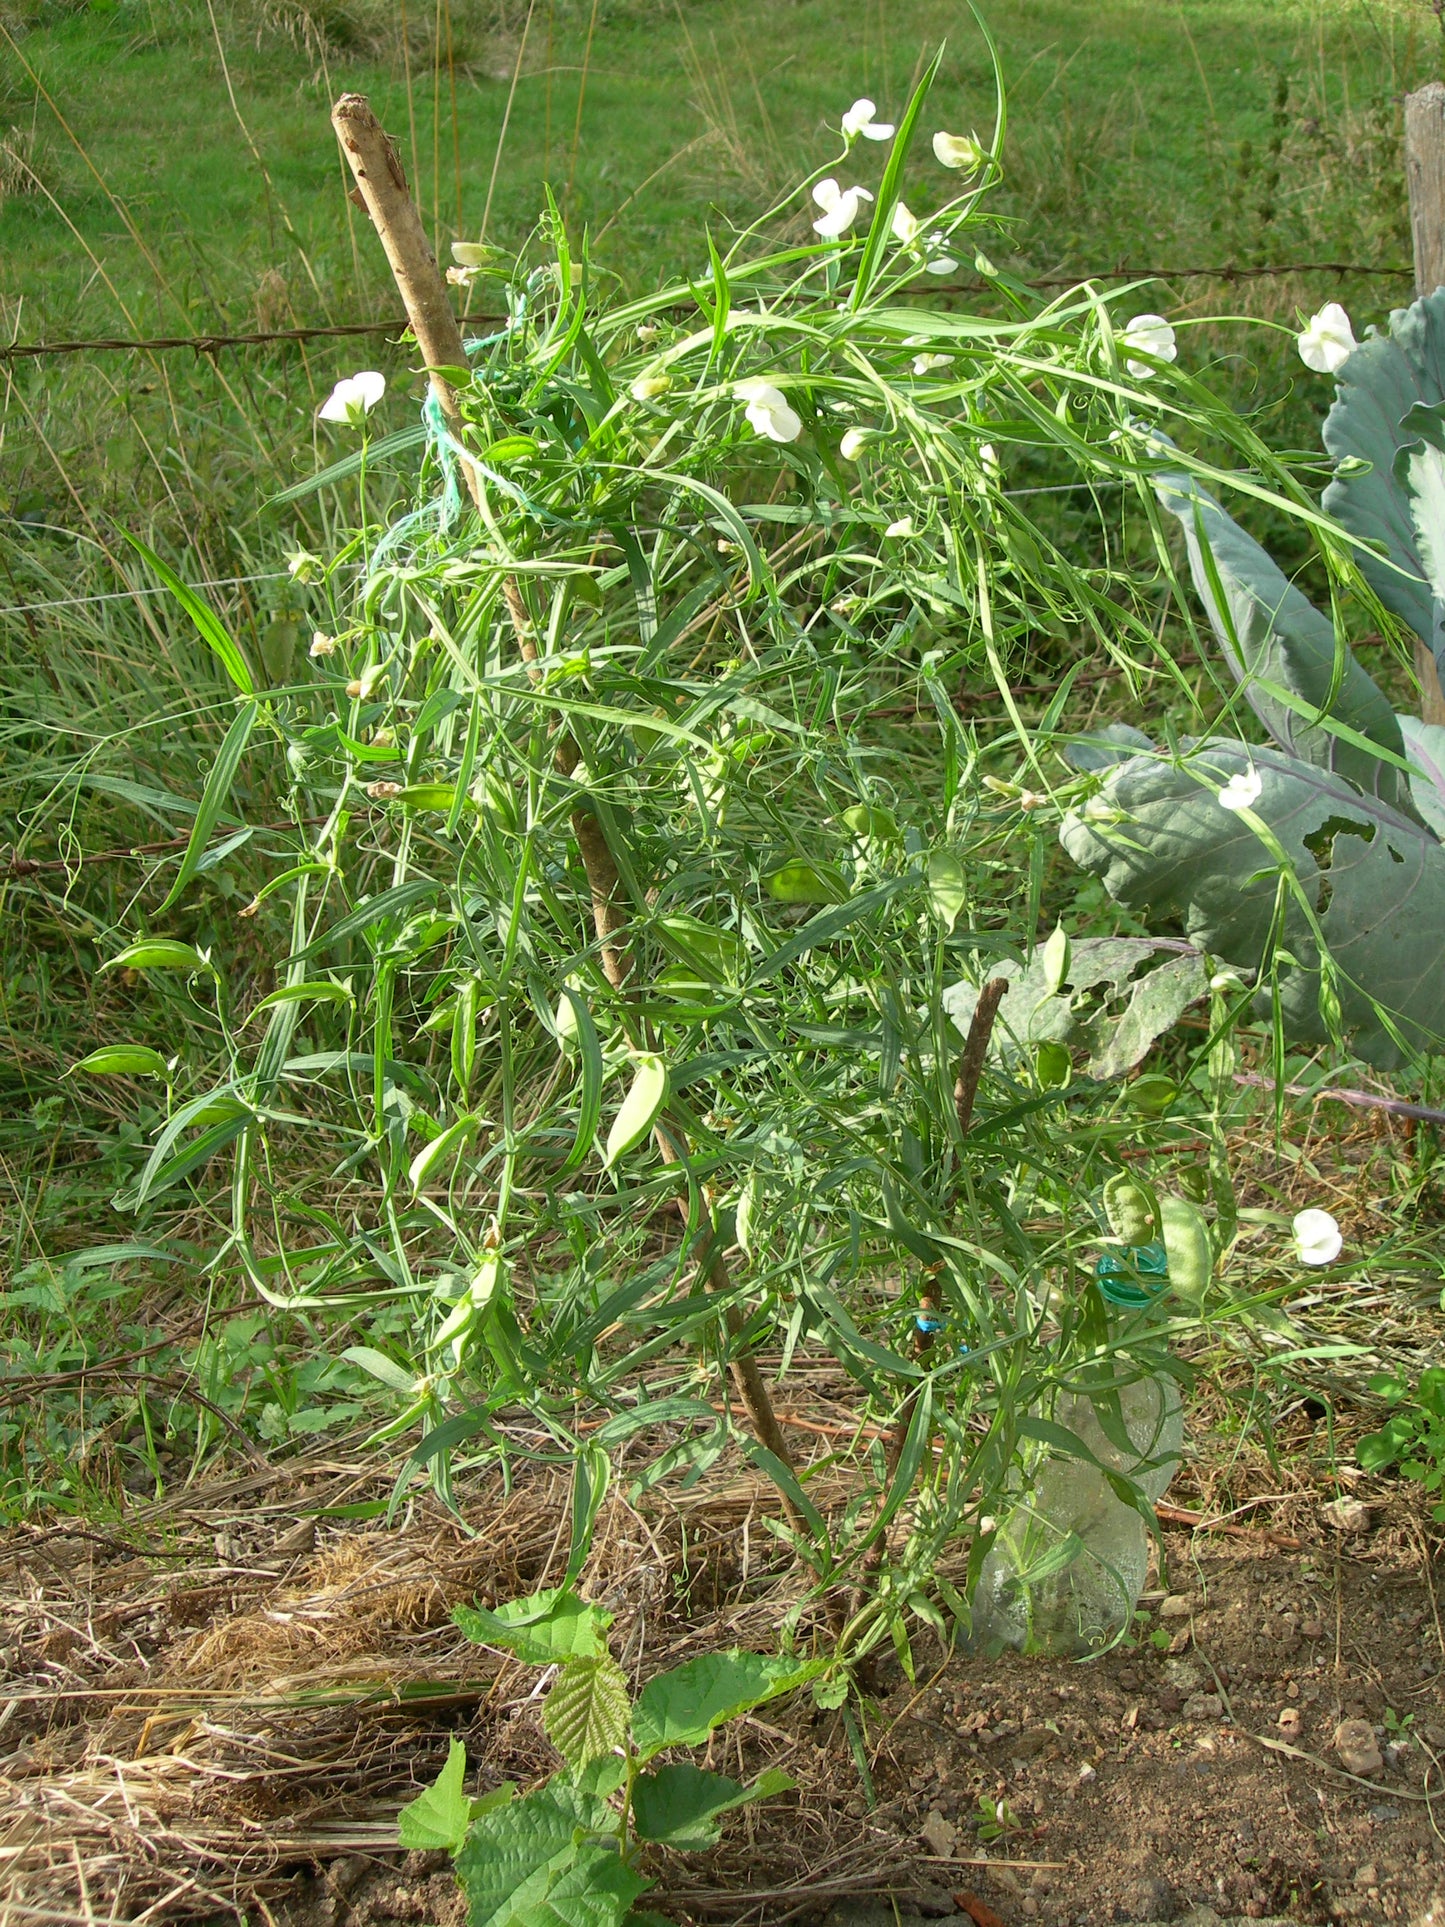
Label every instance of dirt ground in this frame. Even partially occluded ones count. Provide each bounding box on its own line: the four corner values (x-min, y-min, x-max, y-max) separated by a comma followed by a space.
2, 1427, 1443, 1927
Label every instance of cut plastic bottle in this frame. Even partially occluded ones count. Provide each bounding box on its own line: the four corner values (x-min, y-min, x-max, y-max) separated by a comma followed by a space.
967, 1245, 1184, 1656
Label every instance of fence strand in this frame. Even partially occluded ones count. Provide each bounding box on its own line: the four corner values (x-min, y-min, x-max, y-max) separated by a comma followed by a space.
0, 262, 1415, 363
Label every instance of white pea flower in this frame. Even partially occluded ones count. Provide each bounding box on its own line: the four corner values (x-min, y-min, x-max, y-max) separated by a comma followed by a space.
839, 427, 870, 460
286, 548, 324, 583
1293, 1208, 1343, 1266
925, 254, 959, 275
1298, 302, 1357, 375
318, 371, 385, 425
1218, 767, 1262, 812
913, 352, 950, 374
309, 631, 337, 658
892, 202, 921, 246
933, 130, 985, 171
886, 515, 914, 538
842, 97, 894, 142
1121, 313, 1177, 379
629, 372, 672, 402
735, 378, 802, 445
979, 442, 1001, 484
812, 178, 875, 238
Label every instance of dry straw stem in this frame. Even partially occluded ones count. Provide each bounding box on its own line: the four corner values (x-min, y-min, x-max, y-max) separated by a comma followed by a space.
324, 94, 812, 1555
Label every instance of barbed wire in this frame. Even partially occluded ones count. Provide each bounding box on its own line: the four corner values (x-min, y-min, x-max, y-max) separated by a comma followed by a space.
0, 262, 1415, 364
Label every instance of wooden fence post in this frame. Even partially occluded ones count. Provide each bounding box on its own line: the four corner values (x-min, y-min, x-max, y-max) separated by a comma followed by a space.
1402, 84, 1445, 724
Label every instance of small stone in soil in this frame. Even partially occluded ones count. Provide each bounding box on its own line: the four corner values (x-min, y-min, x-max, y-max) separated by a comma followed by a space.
1159, 1595, 1193, 1620
1119, 1875, 1176, 1920
1322, 1497, 1372, 1534
1334, 1717, 1383, 1776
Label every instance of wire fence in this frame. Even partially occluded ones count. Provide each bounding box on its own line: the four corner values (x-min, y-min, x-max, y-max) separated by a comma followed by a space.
0, 261, 1415, 364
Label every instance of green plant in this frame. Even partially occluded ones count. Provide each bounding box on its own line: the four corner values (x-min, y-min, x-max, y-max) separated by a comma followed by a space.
1357, 1366, 1445, 1519
1059, 289, 1445, 1068
974, 1791, 1021, 1843
397, 1584, 812, 1927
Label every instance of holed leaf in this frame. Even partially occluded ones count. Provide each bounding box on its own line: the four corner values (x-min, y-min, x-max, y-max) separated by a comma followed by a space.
1060, 738, 1445, 1066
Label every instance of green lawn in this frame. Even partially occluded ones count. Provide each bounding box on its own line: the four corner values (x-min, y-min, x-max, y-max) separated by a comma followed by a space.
1, 0, 1432, 320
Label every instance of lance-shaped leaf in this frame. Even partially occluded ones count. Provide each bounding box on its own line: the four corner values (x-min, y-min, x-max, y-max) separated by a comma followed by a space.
1155, 471, 1406, 803
1060, 738, 1445, 1067
1322, 287, 1445, 668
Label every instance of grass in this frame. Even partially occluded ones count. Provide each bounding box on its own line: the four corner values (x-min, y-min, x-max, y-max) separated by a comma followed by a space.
0, 0, 1442, 1530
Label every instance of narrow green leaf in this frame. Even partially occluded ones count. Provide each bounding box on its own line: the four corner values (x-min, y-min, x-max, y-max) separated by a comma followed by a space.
243, 979, 354, 1023
285, 879, 439, 965
157, 700, 258, 913
561, 987, 604, 1173
849, 47, 943, 309
69, 1046, 170, 1079
605, 1052, 668, 1167
408, 1113, 480, 1191
102, 940, 215, 975
343, 1345, 418, 1394
121, 533, 255, 695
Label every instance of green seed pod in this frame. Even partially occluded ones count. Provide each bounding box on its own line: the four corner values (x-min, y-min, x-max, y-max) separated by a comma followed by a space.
1160, 1193, 1214, 1307
1104, 1171, 1156, 1245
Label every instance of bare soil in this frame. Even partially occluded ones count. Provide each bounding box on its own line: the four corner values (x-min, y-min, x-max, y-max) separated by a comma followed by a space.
2, 1358, 1444, 1927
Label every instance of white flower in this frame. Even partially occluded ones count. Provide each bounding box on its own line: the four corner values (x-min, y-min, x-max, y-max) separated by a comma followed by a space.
1298, 302, 1357, 375
1121, 313, 1177, 379
318, 371, 385, 425
839, 427, 870, 460
842, 97, 894, 142
913, 353, 951, 374
812, 178, 874, 238
629, 372, 671, 401
979, 442, 1001, 484
1218, 767, 1263, 812
925, 255, 958, 275
735, 378, 802, 444
309, 631, 336, 658
885, 516, 915, 538
1293, 1208, 1343, 1266
286, 548, 323, 583
933, 130, 985, 171
891, 201, 921, 246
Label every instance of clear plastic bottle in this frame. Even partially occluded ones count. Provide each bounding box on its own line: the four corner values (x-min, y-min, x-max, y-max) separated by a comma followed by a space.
967, 1249, 1184, 1657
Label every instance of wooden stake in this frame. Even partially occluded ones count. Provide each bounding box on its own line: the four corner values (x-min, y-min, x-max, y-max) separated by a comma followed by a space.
330, 91, 480, 508
1402, 83, 1445, 725
327, 91, 813, 1554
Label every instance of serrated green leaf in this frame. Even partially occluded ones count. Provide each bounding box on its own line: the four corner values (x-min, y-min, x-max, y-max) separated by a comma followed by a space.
630, 1763, 793, 1848
543, 1655, 631, 1767
631, 1650, 822, 1762
604, 1053, 667, 1167
453, 1588, 612, 1664
454, 1783, 640, 1927
69, 1046, 170, 1079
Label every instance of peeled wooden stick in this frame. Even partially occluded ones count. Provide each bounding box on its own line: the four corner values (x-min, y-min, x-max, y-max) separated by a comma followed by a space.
330, 91, 481, 507
328, 91, 811, 1546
